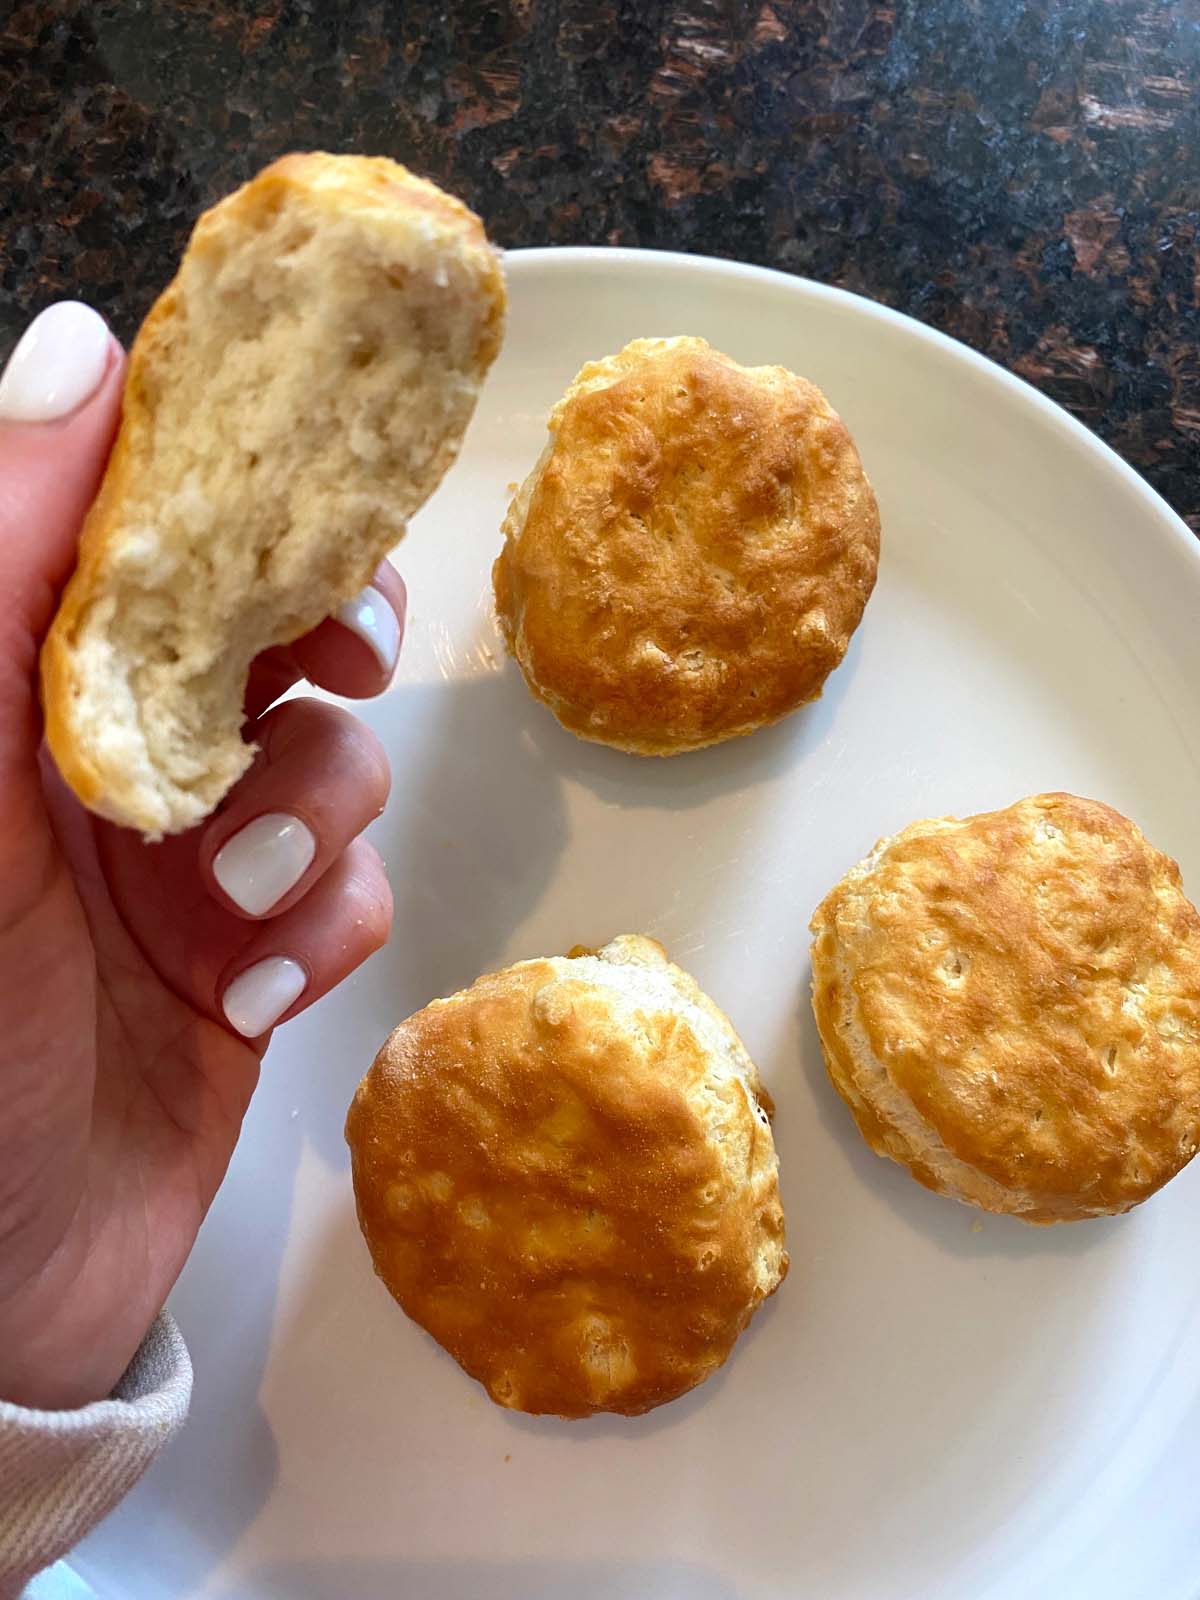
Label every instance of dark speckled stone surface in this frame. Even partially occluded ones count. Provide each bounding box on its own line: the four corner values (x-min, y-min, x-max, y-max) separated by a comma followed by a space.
2, 1, 1198, 527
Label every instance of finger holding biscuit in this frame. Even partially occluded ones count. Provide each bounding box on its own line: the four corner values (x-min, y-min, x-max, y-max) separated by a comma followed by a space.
246, 560, 408, 718
88, 692, 394, 1043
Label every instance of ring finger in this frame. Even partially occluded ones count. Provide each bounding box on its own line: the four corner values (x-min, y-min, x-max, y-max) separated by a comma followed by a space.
203, 696, 391, 920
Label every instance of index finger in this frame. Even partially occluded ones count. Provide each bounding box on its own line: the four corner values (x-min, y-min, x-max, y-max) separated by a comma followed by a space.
243, 561, 406, 721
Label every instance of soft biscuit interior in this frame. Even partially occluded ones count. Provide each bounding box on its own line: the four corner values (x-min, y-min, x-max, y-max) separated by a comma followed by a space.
64, 176, 495, 834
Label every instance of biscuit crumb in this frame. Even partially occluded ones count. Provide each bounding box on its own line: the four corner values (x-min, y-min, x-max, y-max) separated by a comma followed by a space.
970, 1219, 983, 1234
504, 1453, 512, 1463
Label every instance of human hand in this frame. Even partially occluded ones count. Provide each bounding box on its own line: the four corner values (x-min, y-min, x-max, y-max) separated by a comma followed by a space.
0, 304, 402, 1408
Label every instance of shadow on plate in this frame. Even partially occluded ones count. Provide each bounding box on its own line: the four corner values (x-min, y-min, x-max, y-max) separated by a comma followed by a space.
373, 666, 571, 1000
795, 975, 1118, 1260
211, 1557, 744, 1600
273, 1197, 783, 1454
293, 667, 572, 1171
512, 627, 868, 814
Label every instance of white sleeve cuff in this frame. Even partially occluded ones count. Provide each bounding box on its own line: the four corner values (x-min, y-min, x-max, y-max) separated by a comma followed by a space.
0, 1313, 191, 1597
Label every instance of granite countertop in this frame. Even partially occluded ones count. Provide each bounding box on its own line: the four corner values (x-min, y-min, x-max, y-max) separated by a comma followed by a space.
2, 0, 1198, 529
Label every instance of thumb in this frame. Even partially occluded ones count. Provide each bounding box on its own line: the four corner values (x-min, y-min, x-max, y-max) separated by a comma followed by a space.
0, 302, 125, 648
0, 302, 125, 748
0, 303, 125, 863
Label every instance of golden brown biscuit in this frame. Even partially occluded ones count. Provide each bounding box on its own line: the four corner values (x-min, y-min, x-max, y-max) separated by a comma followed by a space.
810, 793, 1200, 1223
493, 336, 879, 756
345, 935, 787, 1417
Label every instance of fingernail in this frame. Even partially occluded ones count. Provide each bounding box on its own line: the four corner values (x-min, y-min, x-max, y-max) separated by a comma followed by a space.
213, 812, 316, 916
0, 302, 112, 423
222, 956, 307, 1038
335, 585, 400, 676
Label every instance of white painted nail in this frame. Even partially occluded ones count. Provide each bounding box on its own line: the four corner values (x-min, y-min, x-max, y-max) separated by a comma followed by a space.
222, 956, 307, 1038
213, 812, 316, 916
0, 302, 112, 423
335, 584, 400, 676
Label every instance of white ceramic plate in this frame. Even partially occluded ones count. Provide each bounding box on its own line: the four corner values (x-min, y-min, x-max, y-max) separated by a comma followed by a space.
72, 250, 1200, 1600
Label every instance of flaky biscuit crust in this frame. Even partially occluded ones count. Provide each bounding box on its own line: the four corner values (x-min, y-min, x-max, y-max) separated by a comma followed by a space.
493, 337, 880, 755
346, 936, 787, 1416
811, 793, 1200, 1222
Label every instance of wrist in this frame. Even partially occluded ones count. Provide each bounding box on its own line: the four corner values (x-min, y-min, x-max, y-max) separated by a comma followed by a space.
0, 1261, 154, 1410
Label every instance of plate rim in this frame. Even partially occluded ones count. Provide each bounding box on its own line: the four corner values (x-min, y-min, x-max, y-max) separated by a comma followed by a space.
503, 243, 1200, 573
71, 240, 1200, 1600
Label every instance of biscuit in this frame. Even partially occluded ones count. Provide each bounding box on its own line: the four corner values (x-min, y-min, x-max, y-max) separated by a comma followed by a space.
345, 935, 788, 1416
493, 336, 880, 756
42, 152, 506, 835
810, 792, 1200, 1222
